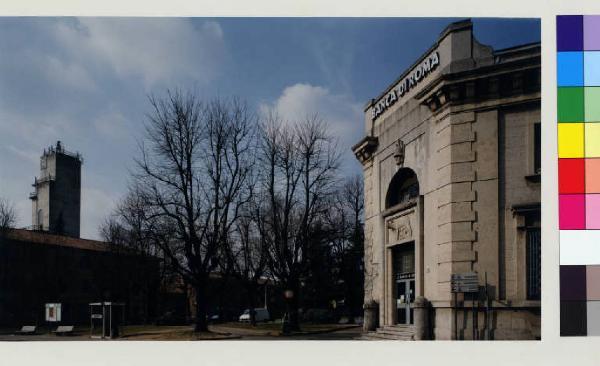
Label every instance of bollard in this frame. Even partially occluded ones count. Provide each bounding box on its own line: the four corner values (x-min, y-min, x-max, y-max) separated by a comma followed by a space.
413, 296, 429, 340
363, 300, 379, 332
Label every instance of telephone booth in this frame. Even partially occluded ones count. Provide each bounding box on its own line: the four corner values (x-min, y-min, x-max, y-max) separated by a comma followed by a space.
89, 302, 125, 339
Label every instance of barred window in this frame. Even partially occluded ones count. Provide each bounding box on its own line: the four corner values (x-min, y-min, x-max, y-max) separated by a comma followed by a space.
393, 243, 415, 279
386, 168, 419, 209
526, 228, 541, 300
534, 122, 541, 175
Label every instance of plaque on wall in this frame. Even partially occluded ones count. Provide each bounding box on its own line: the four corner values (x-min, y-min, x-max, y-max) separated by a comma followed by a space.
386, 216, 412, 244
450, 272, 479, 293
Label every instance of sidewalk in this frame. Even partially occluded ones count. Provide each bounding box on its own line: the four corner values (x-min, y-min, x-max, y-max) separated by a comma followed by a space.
209, 322, 362, 337
0, 323, 362, 341
0, 325, 240, 341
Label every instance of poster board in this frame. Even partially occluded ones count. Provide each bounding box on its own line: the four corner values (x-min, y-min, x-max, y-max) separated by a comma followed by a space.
45, 303, 61, 322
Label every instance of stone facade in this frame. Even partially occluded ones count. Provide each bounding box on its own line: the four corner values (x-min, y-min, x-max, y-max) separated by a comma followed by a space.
353, 20, 541, 340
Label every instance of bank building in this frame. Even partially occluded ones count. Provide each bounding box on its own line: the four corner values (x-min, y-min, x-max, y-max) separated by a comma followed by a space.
353, 20, 541, 340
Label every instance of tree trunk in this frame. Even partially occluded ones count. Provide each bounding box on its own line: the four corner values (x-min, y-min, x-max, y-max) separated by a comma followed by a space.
289, 294, 300, 332
285, 279, 301, 332
248, 283, 257, 326
194, 284, 209, 332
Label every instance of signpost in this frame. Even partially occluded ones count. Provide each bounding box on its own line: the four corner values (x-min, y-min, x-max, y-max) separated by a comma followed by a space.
451, 272, 479, 340
451, 272, 479, 293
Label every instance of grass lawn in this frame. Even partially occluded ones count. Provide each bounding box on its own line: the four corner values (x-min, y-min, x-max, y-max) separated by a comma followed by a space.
0, 323, 361, 340
120, 325, 238, 340
121, 325, 192, 336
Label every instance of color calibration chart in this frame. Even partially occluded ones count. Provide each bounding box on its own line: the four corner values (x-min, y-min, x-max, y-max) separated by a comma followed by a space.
558, 15, 600, 336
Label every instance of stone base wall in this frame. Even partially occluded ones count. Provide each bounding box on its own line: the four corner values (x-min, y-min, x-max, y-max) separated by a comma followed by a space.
432, 305, 540, 340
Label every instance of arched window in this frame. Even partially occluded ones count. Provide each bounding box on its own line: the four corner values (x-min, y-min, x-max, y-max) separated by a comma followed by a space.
385, 168, 419, 209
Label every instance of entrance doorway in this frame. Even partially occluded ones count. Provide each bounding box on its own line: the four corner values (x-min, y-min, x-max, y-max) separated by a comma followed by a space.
392, 243, 415, 325
396, 278, 415, 324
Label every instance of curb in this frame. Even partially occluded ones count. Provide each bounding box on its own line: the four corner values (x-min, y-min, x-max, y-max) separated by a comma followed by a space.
208, 326, 277, 337
285, 325, 362, 337
210, 324, 362, 338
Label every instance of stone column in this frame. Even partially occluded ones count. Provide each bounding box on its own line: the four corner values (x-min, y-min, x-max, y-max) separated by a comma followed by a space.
413, 296, 429, 340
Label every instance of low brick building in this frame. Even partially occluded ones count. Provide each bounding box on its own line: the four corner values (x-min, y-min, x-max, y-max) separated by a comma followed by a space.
0, 229, 160, 326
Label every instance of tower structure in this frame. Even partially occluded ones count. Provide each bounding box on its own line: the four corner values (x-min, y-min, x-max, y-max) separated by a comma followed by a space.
29, 141, 82, 238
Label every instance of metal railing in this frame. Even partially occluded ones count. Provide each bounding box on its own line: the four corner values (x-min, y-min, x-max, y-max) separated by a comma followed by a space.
32, 174, 55, 186
21, 225, 45, 231
45, 145, 83, 163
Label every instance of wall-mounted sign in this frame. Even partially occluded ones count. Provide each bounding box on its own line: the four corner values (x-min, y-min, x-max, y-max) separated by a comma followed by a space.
395, 272, 415, 280
451, 272, 479, 293
45, 303, 62, 322
371, 51, 440, 121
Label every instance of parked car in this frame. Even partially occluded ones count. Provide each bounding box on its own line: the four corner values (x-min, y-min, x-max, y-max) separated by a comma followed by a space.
206, 314, 220, 323
238, 308, 270, 322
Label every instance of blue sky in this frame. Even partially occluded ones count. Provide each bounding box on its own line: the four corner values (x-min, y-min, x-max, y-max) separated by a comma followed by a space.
0, 17, 540, 239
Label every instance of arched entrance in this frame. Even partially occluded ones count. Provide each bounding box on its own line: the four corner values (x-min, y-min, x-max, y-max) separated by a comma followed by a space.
383, 168, 423, 326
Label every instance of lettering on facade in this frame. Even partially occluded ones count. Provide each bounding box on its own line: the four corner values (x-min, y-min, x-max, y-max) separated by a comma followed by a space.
386, 216, 412, 244
371, 51, 440, 121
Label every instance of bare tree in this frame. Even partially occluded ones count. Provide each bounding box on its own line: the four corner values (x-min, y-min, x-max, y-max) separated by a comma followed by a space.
0, 197, 17, 234
99, 216, 128, 249
257, 113, 340, 332
99, 185, 176, 323
342, 175, 364, 239
330, 175, 364, 321
223, 193, 269, 325
134, 90, 255, 332
100, 185, 164, 257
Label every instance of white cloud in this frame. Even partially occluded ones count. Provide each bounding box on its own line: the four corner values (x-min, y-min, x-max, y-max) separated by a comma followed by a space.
44, 55, 97, 92
52, 18, 227, 87
260, 83, 363, 147
93, 109, 130, 140
5, 145, 39, 165
0, 109, 77, 149
260, 83, 365, 175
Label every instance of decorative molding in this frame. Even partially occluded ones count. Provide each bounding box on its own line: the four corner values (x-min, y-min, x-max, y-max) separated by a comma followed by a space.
393, 139, 405, 167
386, 215, 413, 244
423, 66, 541, 114
352, 136, 379, 165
